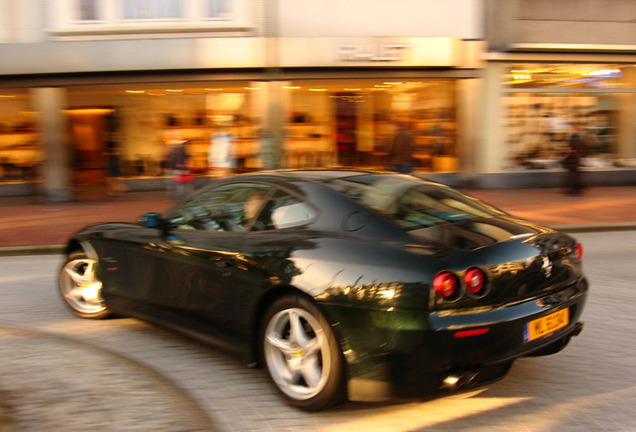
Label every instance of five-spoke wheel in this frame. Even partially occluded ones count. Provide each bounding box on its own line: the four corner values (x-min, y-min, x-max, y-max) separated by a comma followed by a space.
261, 295, 345, 411
59, 251, 110, 319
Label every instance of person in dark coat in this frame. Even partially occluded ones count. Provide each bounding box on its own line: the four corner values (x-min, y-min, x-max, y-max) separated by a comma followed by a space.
165, 139, 191, 199
105, 111, 127, 196
563, 125, 587, 195
388, 122, 414, 174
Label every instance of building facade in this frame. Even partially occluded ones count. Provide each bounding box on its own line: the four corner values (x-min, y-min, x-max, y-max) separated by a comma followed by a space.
482, 0, 636, 187
0, 0, 634, 201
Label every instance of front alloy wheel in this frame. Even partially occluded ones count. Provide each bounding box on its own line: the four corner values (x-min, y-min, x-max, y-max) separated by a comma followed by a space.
59, 251, 110, 319
262, 295, 345, 411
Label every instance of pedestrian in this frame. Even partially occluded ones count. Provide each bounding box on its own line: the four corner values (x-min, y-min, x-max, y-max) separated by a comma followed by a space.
562, 124, 587, 196
208, 118, 237, 178
105, 111, 127, 196
165, 138, 191, 199
388, 121, 415, 174
257, 127, 276, 170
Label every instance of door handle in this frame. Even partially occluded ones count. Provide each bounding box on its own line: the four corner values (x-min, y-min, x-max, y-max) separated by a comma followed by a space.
217, 258, 235, 277
216, 258, 235, 268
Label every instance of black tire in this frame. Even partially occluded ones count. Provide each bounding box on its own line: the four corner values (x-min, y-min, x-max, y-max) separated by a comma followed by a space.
59, 251, 110, 319
260, 295, 346, 411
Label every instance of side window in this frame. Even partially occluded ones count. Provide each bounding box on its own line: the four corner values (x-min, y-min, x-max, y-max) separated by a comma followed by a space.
169, 183, 271, 232
253, 190, 316, 231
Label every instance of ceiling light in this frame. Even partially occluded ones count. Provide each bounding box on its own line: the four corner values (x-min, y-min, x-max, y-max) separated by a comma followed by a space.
65, 108, 114, 114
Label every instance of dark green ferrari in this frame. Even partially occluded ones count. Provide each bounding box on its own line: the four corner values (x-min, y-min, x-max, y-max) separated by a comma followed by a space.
58, 170, 588, 411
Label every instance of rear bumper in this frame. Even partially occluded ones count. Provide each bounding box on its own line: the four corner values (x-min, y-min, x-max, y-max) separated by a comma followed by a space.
323, 277, 588, 402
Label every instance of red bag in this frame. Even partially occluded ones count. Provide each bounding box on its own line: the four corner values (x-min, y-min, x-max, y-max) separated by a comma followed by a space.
176, 174, 194, 183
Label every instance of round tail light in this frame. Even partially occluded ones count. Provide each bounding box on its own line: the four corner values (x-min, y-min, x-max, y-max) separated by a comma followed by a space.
575, 242, 583, 261
464, 268, 486, 295
433, 272, 458, 299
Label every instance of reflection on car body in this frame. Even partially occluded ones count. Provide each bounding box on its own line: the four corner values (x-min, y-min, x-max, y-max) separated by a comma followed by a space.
58, 170, 588, 411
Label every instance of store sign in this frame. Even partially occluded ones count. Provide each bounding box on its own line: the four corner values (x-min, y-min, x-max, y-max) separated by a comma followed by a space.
336, 43, 411, 62
279, 37, 463, 68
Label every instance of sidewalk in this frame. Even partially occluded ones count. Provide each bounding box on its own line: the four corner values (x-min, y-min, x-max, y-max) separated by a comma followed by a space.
1, 186, 635, 254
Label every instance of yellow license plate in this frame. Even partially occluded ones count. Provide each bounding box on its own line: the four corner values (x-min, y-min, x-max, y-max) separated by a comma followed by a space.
524, 308, 569, 343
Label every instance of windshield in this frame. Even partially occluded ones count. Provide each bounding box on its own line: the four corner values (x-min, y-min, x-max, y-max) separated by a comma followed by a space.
324, 174, 503, 230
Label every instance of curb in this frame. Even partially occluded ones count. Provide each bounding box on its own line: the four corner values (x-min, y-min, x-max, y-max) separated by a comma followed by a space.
555, 222, 636, 233
0, 244, 65, 257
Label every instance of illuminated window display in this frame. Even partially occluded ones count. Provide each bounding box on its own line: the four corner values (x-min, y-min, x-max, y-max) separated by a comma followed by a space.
282, 79, 458, 172
0, 90, 41, 183
66, 82, 265, 185
63, 78, 459, 186
503, 64, 636, 170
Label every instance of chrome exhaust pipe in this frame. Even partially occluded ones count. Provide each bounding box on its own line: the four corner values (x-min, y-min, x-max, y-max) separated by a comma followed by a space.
572, 321, 584, 337
441, 371, 478, 390
441, 374, 462, 390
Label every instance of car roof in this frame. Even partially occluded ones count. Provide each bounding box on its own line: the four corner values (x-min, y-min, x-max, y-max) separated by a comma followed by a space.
230, 170, 453, 195
277, 169, 383, 181
235, 169, 402, 184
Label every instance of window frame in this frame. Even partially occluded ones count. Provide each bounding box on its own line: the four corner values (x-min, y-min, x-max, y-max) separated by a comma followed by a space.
47, 0, 251, 39
121, 0, 185, 21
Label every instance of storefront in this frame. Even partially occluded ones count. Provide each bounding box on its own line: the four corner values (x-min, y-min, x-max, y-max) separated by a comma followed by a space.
0, 37, 481, 199
64, 77, 461, 183
502, 63, 636, 171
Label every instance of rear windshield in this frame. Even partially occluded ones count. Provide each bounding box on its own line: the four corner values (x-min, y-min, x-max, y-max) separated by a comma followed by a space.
324, 174, 503, 230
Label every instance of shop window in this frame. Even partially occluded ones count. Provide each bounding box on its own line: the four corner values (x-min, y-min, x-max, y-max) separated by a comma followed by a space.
503, 64, 635, 171
505, 94, 618, 170
282, 79, 458, 173
0, 91, 41, 184
68, 81, 266, 180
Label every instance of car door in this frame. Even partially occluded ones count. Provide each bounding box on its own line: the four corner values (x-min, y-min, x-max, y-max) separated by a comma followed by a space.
146, 182, 274, 337
237, 189, 320, 321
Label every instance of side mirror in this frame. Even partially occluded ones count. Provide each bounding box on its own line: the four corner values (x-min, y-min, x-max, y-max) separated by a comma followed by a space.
140, 212, 163, 228
270, 202, 316, 229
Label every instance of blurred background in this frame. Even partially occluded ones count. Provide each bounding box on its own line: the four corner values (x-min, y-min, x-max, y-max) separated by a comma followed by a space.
0, 0, 635, 202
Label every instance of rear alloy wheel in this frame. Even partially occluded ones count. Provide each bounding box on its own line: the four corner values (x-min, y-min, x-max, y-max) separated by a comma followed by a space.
261, 295, 345, 411
59, 251, 110, 319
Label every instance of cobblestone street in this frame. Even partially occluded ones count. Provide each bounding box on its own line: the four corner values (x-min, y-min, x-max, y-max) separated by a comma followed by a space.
0, 230, 635, 431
